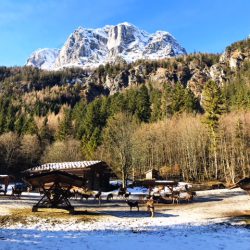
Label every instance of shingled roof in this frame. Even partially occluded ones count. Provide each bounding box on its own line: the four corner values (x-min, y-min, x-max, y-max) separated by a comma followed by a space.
25, 161, 105, 173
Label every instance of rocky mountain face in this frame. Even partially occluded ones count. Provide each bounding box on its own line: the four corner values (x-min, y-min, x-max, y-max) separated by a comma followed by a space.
22, 37, 250, 103
26, 22, 186, 70
82, 38, 250, 98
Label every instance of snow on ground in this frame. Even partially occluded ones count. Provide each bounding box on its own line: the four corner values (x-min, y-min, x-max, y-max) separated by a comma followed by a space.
0, 225, 249, 250
0, 188, 249, 249
108, 180, 191, 195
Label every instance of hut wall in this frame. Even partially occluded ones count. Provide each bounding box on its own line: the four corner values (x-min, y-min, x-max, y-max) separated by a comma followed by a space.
145, 169, 159, 179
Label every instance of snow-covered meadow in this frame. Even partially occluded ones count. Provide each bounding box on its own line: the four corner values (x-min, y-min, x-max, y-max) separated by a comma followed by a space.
1, 225, 249, 250
0, 188, 249, 250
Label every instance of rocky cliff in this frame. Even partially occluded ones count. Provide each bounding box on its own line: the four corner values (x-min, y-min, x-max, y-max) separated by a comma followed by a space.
82, 38, 250, 98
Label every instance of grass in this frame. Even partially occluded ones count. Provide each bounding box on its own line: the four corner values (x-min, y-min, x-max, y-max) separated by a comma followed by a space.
223, 210, 250, 227
0, 207, 105, 228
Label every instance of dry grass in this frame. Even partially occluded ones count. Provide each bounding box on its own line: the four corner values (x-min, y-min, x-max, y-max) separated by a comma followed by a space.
0, 208, 104, 228
223, 210, 250, 226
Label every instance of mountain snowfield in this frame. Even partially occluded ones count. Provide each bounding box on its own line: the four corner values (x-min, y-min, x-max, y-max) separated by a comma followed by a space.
26, 22, 186, 70
26, 48, 60, 70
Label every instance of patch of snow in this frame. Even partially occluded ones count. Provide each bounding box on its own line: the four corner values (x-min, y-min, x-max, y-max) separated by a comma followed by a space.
0, 225, 249, 250
26, 48, 60, 70
126, 187, 148, 194
109, 180, 133, 186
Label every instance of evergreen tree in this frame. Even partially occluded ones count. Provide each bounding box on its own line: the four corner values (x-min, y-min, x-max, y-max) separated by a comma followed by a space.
125, 89, 138, 115
24, 115, 38, 135
171, 83, 185, 113
150, 88, 162, 122
99, 97, 111, 127
202, 80, 225, 130
57, 109, 73, 141
161, 83, 174, 117
81, 98, 111, 158
135, 85, 151, 122
202, 80, 225, 179
72, 100, 87, 139
4, 103, 15, 132
183, 88, 199, 113
81, 99, 103, 157
14, 114, 26, 135
0, 108, 5, 134
0, 97, 10, 134
39, 116, 53, 144
109, 93, 126, 115
82, 127, 101, 159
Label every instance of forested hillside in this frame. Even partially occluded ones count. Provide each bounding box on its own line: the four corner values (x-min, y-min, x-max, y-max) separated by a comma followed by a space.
0, 38, 249, 184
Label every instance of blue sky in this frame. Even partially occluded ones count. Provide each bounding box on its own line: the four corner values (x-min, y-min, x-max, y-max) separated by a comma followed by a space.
0, 0, 249, 66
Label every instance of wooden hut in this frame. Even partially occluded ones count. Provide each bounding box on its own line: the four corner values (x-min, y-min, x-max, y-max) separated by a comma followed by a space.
25, 161, 114, 191
145, 169, 160, 180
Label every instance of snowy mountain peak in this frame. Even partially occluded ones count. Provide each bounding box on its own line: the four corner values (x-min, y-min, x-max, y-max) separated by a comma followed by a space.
26, 22, 186, 70
26, 48, 60, 70
118, 21, 134, 26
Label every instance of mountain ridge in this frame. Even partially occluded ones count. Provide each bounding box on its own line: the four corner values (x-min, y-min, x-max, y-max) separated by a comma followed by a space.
26, 22, 186, 70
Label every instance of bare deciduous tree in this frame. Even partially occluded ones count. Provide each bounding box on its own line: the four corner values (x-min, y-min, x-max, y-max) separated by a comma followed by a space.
0, 132, 20, 173
102, 113, 138, 188
41, 138, 83, 163
20, 134, 41, 167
